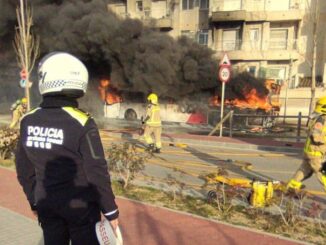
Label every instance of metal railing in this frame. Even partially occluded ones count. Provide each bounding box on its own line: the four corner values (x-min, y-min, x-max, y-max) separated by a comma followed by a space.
211, 0, 301, 12
216, 39, 298, 51
209, 110, 309, 142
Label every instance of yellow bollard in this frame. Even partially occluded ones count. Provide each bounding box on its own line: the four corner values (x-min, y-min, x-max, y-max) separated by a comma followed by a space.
250, 181, 275, 207
265, 181, 274, 203
250, 181, 267, 208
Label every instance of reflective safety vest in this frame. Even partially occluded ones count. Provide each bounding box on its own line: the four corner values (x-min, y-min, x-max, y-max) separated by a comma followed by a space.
145, 104, 161, 127
304, 115, 326, 157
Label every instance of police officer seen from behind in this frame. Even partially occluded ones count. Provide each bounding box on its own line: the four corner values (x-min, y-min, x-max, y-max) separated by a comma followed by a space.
15, 52, 119, 245
287, 96, 326, 192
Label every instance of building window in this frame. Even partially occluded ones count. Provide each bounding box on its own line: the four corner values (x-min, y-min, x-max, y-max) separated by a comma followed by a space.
266, 67, 286, 80
250, 28, 260, 50
248, 66, 256, 76
197, 30, 208, 46
269, 29, 288, 50
136, 1, 143, 12
151, 1, 168, 18
200, 0, 209, 9
222, 29, 241, 51
182, 0, 194, 10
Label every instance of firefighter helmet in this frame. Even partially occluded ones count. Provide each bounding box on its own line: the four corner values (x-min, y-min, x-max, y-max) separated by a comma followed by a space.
38, 52, 88, 98
147, 93, 158, 104
315, 97, 326, 114
95, 219, 123, 245
21, 97, 27, 104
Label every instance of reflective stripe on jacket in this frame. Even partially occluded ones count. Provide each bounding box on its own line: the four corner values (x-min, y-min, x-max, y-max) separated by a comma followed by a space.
304, 115, 326, 157
145, 104, 161, 126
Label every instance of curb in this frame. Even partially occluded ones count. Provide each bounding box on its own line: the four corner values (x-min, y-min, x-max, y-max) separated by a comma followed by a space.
117, 196, 311, 245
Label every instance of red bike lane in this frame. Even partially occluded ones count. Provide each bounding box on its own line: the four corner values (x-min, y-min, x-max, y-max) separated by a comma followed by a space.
0, 167, 302, 245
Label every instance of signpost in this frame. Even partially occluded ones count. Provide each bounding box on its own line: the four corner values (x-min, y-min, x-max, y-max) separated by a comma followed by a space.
218, 53, 231, 137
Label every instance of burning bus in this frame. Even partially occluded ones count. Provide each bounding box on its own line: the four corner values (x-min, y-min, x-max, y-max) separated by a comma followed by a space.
208, 76, 281, 127
98, 79, 208, 124
98, 73, 281, 127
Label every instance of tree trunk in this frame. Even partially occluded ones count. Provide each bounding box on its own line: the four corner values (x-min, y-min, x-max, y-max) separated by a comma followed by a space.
308, 0, 318, 116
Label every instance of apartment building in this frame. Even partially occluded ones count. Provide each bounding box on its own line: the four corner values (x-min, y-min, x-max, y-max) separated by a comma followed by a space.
210, 0, 326, 87
108, 0, 326, 87
108, 0, 210, 43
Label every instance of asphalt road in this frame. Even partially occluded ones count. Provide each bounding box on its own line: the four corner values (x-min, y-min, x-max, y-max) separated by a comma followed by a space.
100, 131, 325, 197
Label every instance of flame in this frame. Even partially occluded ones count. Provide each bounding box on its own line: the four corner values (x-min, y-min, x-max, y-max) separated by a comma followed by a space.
209, 95, 219, 107
209, 79, 282, 111
98, 79, 122, 105
228, 88, 272, 111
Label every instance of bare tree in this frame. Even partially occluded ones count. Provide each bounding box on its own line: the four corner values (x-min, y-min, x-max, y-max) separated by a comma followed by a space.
13, 0, 39, 111
307, 0, 320, 116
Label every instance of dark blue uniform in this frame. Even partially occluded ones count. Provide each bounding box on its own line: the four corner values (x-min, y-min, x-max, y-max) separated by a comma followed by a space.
15, 96, 118, 245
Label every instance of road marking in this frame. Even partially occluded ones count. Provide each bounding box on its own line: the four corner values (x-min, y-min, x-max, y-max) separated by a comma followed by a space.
161, 150, 287, 157
99, 135, 298, 157
147, 160, 326, 196
143, 163, 326, 196
253, 169, 293, 174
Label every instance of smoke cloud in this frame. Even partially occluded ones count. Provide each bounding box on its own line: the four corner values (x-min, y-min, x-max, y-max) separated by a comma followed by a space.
0, 0, 217, 100
0, 0, 268, 104
223, 72, 270, 100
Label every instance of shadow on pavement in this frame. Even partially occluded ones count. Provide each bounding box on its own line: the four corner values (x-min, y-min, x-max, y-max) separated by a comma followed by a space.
185, 146, 273, 181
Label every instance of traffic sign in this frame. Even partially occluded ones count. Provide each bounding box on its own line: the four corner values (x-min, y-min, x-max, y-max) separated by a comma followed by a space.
20, 79, 32, 88
219, 53, 231, 66
20, 68, 27, 80
219, 66, 231, 83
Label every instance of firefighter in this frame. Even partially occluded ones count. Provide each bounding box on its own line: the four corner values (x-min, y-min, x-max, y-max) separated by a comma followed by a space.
15, 52, 119, 245
9, 97, 27, 129
287, 96, 326, 192
142, 93, 162, 153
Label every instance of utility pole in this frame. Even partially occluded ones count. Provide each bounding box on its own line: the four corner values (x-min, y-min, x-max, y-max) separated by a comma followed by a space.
308, 0, 319, 116
283, 57, 293, 124
20, 0, 30, 110
13, 0, 39, 111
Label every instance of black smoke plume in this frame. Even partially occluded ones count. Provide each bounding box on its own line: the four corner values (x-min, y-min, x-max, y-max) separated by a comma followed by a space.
0, 0, 217, 100
222, 72, 270, 100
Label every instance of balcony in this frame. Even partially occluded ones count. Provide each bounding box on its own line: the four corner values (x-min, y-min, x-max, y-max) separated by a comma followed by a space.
140, 7, 174, 29
143, 16, 173, 29
213, 39, 300, 61
211, 0, 303, 22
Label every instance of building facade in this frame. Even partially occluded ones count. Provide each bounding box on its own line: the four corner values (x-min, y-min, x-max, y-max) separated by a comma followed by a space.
108, 0, 326, 88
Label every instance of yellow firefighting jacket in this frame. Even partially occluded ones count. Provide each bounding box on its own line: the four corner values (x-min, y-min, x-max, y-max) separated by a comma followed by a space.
304, 114, 326, 157
9, 104, 26, 129
145, 104, 161, 127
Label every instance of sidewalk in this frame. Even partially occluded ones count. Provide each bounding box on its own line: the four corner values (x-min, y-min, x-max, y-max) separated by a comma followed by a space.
0, 167, 306, 245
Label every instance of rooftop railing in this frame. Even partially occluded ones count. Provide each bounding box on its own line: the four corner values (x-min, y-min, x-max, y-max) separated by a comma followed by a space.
211, 0, 302, 12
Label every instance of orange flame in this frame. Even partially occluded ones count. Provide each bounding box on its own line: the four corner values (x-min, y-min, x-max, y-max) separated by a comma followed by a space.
98, 79, 122, 105
209, 84, 279, 111
228, 88, 272, 111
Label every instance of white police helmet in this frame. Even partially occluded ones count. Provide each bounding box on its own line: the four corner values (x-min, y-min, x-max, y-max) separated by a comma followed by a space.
95, 219, 123, 245
38, 52, 88, 97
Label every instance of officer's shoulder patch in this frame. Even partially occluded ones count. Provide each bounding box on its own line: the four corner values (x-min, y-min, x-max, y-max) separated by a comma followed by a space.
62, 107, 91, 126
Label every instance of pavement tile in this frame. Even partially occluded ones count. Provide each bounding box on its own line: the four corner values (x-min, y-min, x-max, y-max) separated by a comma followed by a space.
0, 167, 306, 245
0, 207, 43, 245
